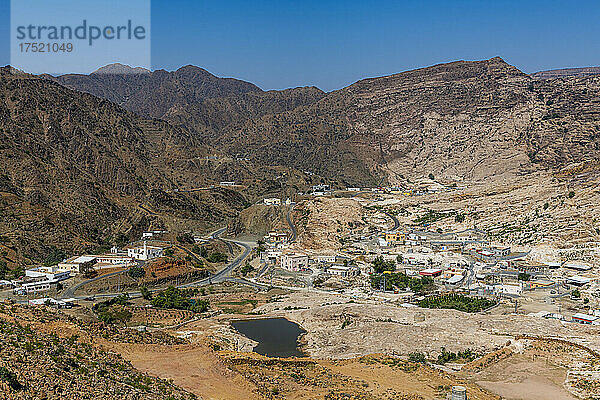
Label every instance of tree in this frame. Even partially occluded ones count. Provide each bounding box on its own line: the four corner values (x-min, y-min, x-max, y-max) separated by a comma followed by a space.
371, 256, 395, 274
568, 191, 575, 198
572, 289, 581, 298
127, 266, 146, 279
396, 254, 403, 264
428, 173, 435, 180
455, 213, 465, 223
112, 308, 132, 327
517, 272, 531, 281
43, 247, 65, 267
0, 260, 8, 280
140, 286, 152, 300
241, 263, 255, 276
207, 252, 227, 263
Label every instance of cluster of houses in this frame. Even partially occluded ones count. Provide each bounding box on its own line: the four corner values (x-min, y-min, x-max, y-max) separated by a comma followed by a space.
260, 230, 360, 278
9, 242, 165, 296
263, 198, 293, 206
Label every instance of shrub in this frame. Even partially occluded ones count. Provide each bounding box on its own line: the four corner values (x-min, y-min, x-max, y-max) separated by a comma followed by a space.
568, 191, 575, 198
408, 352, 426, 363
207, 252, 227, 263
371, 256, 395, 274
418, 294, 495, 313
0, 367, 22, 390
127, 266, 146, 279
151, 286, 209, 313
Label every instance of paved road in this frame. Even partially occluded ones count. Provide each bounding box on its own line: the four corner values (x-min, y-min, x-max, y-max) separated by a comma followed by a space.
178, 239, 253, 288
382, 210, 400, 231
286, 205, 297, 243
61, 261, 143, 299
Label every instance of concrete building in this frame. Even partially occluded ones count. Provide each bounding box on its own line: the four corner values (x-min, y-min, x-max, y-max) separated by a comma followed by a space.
95, 253, 134, 268
127, 242, 164, 261
419, 268, 443, 277
263, 198, 282, 206
14, 279, 61, 295
564, 262, 593, 272
384, 231, 405, 244
57, 255, 97, 274
314, 254, 337, 263
266, 231, 288, 246
25, 266, 70, 282
324, 264, 360, 278
280, 252, 309, 272
494, 283, 523, 296
572, 313, 599, 325
567, 275, 592, 286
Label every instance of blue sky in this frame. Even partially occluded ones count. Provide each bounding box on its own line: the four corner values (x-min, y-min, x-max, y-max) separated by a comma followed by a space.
1, 0, 599, 91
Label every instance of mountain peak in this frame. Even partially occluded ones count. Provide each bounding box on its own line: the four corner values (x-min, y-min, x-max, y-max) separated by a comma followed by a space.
92, 63, 150, 75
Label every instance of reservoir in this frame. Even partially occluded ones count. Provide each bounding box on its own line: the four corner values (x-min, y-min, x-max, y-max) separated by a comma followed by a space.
231, 317, 306, 358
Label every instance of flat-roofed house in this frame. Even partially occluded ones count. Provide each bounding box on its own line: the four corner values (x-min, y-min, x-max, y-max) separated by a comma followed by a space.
57, 255, 97, 274
127, 242, 163, 261
572, 313, 599, 325
280, 252, 309, 272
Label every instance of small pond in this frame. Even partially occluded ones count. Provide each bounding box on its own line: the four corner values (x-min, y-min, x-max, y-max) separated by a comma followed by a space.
231, 317, 306, 358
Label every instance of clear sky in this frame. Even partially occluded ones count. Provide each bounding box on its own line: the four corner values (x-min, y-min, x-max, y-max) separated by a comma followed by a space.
1, 0, 599, 91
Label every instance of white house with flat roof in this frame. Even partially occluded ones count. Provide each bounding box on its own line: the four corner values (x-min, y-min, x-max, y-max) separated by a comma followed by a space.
25, 266, 70, 282
263, 198, 281, 206
280, 252, 309, 272
57, 255, 97, 274
127, 242, 163, 261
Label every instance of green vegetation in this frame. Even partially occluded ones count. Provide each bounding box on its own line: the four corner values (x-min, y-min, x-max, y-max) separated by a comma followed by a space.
428, 173, 435, 180
43, 247, 66, 267
241, 263, 255, 276
151, 286, 209, 313
0, 260, 8, 280
370, 272, 434, 294
436, 347, 478, 364
127, 266, 146, 279
371, 256, 395, 273
543, 202, 549, 210
454, 213, 465, 223
418, 294, 496, 313
206, 252, 227, 263
140, 286, 152, 300
518, 272, 531, 281
568, 191, 576, 198
164, 248, 174, 257
176, 233, 195, 244
408, 352, 427, 363
0, 366, 22, 391
572, 289, 581, 298
92, 294, 132, 325
413, 210, 453, 225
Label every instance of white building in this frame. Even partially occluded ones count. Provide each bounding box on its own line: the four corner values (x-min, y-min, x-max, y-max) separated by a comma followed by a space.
25, 266, 70, 282
324, 264, 360, 278
127, 242, 164, 261
314, 254, 337, 263
494, 283, 523, 296
15, 279, 61, 295
280, 252, 309, 272
57, 255, 97, 274
95, 253, 135, 267
263, 198, 281, 206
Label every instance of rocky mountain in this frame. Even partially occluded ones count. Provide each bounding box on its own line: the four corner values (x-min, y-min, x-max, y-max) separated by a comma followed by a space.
54, 57, 600, 187
531, 66, 600, 79
0, 68, 301, 266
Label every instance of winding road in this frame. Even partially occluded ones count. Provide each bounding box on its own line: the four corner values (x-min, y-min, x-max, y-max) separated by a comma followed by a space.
382, 210, 400, 231
286, 205, 297, 243
58, 226, 258, 300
